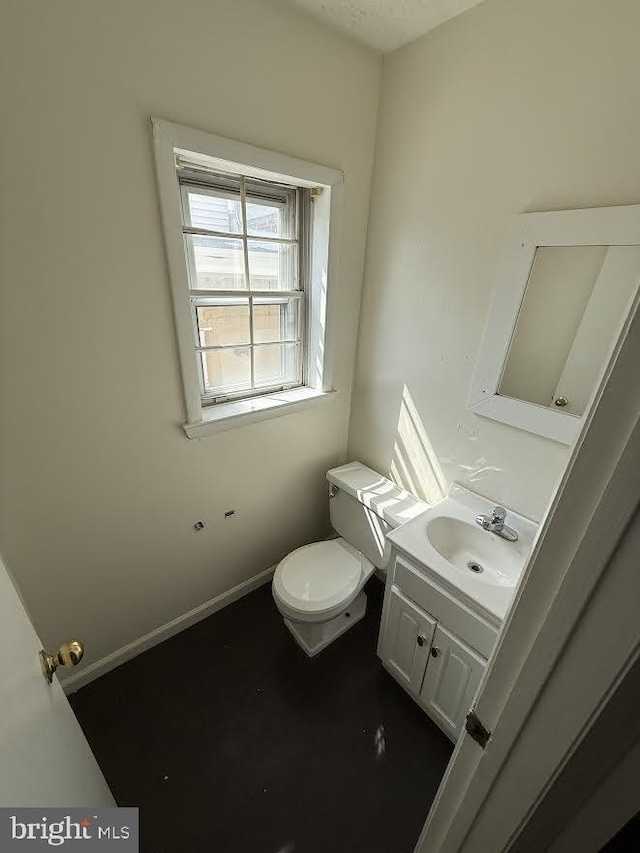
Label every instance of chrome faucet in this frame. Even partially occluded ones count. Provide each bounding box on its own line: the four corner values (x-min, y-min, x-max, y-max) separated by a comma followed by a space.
475, 506, 518, 542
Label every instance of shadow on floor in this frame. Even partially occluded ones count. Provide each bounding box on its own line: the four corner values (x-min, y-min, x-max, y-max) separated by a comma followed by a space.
70, 577, 452, 853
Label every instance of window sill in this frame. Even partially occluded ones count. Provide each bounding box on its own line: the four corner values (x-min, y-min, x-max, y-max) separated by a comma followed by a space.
183, 387, 338, 439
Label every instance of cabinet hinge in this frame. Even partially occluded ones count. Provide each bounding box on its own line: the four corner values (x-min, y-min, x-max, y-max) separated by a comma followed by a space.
465, 710, 491, 749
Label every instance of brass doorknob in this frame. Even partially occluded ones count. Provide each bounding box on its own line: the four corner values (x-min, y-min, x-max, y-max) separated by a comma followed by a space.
40, 640, 85, 684
554, 396, 568, 408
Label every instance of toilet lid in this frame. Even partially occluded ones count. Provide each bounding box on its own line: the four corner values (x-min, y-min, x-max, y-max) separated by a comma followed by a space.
273, 538, 371, 615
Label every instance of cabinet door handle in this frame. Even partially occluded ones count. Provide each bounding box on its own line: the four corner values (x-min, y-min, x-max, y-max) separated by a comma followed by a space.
417, 635, 426, 647
431, 646, 440, 658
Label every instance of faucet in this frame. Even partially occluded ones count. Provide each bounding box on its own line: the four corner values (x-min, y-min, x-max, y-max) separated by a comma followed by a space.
475, 506, 518, 542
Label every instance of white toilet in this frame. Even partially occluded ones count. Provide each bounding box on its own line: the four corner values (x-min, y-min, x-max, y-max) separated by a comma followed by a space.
272, 462, 428, 656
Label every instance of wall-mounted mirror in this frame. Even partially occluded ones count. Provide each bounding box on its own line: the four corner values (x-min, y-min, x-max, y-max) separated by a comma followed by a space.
468, 205, 640, 444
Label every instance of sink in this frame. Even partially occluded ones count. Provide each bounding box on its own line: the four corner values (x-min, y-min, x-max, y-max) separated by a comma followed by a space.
425, 516, 521, 587
386, 483, 538, 623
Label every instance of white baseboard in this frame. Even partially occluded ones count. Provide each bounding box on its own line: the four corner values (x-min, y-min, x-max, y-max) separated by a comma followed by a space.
62, 565, 276, 694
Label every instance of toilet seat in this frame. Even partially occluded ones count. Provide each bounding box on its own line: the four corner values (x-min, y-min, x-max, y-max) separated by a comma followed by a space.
272, 538, 374, 624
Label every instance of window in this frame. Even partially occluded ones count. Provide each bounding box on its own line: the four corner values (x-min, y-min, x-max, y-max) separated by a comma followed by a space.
152, 119, 341, 437
179, 167, 308, 404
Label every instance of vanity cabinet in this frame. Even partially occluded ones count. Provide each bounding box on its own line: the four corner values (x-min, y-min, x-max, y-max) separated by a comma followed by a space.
378, 551, 497, 742
380, 587, 436, 694
418, 625, 486, 741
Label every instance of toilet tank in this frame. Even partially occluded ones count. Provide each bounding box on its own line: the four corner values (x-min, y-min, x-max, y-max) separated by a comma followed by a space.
326, 462, 428, 570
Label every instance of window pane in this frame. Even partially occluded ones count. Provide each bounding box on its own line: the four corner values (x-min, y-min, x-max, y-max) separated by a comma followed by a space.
196, 301, 250, 347
247, 240, 298, 290
253, 298, 300, 343
186, 235, 246, 290
254, 343, 300, 388
246, 200, 284, 238
245, 180, 295, 238
201, 347, 251, 395
184, 186, 243, 235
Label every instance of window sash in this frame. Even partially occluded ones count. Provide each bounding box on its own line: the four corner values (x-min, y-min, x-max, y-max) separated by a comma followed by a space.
179, 178, 297, 242
200, 374, 303, 406
198, 342, 303, 403
183, 225, 298, 245
179, 171, 306, 405
192, 292, 303, 349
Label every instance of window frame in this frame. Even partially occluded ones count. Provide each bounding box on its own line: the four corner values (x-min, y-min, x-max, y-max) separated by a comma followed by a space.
179, 172, 306, 405
151, 119, 342, 437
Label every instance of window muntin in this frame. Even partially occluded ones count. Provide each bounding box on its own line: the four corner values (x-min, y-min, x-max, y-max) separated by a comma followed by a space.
179, 170, 305, 404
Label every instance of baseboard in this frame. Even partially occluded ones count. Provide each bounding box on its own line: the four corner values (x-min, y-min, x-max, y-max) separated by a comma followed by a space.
62, 564, 276, 694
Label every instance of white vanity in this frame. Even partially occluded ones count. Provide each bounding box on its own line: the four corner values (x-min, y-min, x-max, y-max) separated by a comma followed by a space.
377, 485, 537, 741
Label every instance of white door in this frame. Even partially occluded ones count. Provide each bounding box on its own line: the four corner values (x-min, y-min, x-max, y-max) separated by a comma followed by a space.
380, 586, 436, 695
414, 296, 640, 853
0, 554, 114, 807
419, 626, 486, 742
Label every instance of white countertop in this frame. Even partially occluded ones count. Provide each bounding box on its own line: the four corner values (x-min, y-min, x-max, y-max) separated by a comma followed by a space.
387, 484, 539, 625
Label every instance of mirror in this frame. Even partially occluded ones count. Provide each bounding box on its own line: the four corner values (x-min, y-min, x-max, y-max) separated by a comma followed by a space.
468, 205, 640, 444
498, 245, 640, 416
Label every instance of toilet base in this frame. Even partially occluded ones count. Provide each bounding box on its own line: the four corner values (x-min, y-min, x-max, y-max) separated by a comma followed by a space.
284, 591, 367, 657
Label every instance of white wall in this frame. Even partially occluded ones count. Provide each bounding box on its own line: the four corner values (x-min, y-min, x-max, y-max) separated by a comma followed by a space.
348, 0, 640, 521
0, 0, 380, 668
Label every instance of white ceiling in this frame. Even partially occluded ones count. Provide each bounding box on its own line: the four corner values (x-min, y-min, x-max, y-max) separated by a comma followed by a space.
286, 0, 487, 52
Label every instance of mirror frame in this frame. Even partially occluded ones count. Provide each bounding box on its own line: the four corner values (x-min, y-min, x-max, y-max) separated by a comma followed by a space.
468, 204, 640, 444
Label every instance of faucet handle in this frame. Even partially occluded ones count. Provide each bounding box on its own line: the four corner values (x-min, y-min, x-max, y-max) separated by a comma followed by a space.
491, 506, 507, 523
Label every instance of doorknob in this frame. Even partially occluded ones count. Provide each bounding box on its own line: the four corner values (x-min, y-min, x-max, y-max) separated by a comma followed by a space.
40, 640, 85, 684
417, 635, 426, 647
431, 646, 440, 658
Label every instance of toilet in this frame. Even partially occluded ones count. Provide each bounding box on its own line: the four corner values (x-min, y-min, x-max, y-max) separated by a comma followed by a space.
272, 462, 428, 656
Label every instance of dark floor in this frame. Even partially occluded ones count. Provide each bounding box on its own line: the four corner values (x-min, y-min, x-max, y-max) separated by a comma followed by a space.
70, 577, 453, 853
601, 813, 640, 853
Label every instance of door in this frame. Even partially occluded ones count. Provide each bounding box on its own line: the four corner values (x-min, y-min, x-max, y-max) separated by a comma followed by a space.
414, 292, 640, 853
0, 554, 114, 806
380, 586, 436, 695
419, 625, 486, 741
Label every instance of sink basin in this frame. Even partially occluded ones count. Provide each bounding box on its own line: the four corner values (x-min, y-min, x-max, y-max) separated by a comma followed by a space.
386, 484, 538, 622
425, 516, 521, 587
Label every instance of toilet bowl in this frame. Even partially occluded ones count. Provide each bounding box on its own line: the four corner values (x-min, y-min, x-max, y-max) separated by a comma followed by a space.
272, 462, 428, 656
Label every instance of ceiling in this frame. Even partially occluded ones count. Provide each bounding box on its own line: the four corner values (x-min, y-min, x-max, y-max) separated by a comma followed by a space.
286, 0, 487, 53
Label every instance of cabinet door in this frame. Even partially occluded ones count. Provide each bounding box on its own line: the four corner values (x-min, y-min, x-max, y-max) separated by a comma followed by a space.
381, 586, 436, 695
419, 624, 486, 741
